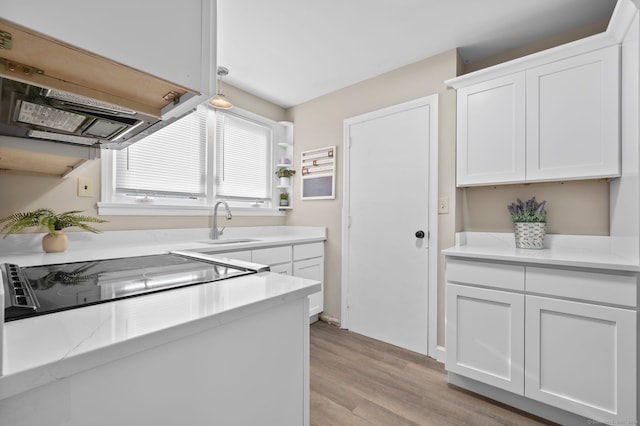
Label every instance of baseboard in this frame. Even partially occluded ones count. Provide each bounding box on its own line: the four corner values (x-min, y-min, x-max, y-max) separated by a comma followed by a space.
319, 313, 340, 327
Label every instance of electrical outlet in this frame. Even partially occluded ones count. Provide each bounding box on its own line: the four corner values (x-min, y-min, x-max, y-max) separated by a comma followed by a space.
78, 177, 94, 197
438, 196, 449, 214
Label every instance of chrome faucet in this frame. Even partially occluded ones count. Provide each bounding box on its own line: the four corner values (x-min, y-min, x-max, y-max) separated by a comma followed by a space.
211, 201, 232, 239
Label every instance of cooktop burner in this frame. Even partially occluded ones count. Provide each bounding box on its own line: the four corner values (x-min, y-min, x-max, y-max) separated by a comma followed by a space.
2, 253, 258, 321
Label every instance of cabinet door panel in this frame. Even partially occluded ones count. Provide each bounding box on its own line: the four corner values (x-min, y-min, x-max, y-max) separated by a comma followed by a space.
526, 45, 620, 181
294, 258, 324, 317
446, 284, 524, 394
457, 74, 526, 186
525, 295, 636, 423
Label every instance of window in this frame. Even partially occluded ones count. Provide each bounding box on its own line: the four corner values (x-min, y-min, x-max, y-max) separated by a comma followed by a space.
116, 106, 207, 200
215, 112, 273, 204
99, 105, 285, 216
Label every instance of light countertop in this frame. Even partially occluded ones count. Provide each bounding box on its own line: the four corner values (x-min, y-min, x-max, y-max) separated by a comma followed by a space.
442, 232, 640, 272
0, 226, 324, 400
0, 226, 326, 266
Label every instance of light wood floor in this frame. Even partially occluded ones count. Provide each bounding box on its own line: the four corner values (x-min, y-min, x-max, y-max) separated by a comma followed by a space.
310, 321, 556, 426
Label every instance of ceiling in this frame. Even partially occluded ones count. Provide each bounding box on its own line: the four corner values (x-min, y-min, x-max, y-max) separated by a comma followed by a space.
217, 0, 617, 109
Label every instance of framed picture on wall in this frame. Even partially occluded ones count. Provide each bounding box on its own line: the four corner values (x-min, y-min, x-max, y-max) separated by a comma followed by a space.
301, 146, 336, 200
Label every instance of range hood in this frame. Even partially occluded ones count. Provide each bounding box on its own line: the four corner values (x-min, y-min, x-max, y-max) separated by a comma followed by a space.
0, 77, 176, 150
0, 18, 201, 151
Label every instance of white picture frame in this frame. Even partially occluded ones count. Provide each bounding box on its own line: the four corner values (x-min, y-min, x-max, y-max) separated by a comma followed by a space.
301, 146, 336, 200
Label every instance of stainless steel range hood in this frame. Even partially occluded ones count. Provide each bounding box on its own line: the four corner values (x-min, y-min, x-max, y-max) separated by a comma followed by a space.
0, 18, 201, 152
0, 77, 176, 150
0, 18, 205, 176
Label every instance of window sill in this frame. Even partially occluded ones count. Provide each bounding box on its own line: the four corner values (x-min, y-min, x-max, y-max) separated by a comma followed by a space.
98, 202, 286, 217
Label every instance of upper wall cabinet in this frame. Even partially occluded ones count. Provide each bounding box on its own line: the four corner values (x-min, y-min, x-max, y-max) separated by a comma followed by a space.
526, 47, 620, 182
449, 43, 620, 187
0, 0, 216, 120
456, 73, 526, 185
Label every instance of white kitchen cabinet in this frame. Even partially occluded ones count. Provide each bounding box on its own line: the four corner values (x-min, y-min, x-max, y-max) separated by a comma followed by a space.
456, 74, 526, 186
218, 242, 323, 318
218, 250, 252, 262
445, 257, 637, 424
526, 47, 620, 181
525, 295, 636, 423
446, 283, 525, 394
293, 243, 324, 317
524, 265, 637, 423
450, 44, 620, 187
252, 246, 293, 275
270, 263, 293, 275
0, 0, 215, 120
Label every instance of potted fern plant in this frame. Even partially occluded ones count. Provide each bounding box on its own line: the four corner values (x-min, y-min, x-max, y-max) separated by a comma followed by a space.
507, 197, 547, 249
0, 208, 107, 253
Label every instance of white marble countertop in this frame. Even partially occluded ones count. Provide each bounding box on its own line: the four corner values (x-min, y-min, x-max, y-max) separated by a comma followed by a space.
0, 226, 324, 400
442, 232, 640, 272
0, 226, 326, 266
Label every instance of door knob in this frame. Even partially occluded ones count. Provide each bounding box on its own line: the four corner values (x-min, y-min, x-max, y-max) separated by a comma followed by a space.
415, 230, 425, 239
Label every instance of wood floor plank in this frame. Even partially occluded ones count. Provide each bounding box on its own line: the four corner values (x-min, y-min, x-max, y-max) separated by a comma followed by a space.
310, 321, 556, 426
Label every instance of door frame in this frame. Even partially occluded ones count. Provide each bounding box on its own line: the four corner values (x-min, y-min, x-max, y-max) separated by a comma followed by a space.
341, 94, 439, 358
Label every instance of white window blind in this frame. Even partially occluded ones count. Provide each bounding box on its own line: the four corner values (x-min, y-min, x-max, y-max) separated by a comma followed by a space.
115, 106, 207, 197
215, 112, 272, 200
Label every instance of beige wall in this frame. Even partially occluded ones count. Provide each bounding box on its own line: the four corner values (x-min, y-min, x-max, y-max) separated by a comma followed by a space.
462, 180, 610, 235
286, 50, 460, 345
0, 85, 289, 230
464, 19, 609, 74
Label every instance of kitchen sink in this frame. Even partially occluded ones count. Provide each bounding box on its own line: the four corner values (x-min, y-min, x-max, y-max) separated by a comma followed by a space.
199, 238, 260, 245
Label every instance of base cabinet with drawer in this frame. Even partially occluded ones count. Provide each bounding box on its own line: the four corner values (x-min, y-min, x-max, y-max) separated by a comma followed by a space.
445, 257, 637, 425
252, 246, 293, 276
222, 242, 324, 318
293, 243, 325, 317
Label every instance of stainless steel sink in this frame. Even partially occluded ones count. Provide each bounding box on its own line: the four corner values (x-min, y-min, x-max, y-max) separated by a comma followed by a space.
199, 238, 260, 245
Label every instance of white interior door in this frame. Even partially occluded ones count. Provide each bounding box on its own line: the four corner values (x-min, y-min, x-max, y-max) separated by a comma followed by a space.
343, 96, 437, 355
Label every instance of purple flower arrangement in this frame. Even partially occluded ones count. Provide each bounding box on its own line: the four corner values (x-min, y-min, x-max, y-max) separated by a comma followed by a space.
507, 197, 547, 223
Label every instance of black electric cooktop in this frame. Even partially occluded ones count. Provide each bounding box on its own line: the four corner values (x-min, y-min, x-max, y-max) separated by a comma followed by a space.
3, 253, 258, 321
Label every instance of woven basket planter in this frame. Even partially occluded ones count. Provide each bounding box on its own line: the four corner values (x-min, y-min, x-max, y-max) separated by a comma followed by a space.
513, 222, 546, 249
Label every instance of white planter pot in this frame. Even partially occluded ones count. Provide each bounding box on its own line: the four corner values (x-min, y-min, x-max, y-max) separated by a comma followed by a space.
279, 177, 291, 187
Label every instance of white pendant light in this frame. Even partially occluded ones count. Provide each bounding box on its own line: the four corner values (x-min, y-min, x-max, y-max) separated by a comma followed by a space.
209, 66, 233, 109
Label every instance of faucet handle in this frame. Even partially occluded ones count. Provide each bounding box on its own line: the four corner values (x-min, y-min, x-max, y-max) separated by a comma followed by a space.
219, 226, 225, 236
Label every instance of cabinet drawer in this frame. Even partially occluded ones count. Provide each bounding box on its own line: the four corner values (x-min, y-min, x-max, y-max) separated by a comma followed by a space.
252, 245, 292, 265
219, 250, 252, 262
526, 267, 637, 308
446, 258, 524, 291
293, 242, 324, 261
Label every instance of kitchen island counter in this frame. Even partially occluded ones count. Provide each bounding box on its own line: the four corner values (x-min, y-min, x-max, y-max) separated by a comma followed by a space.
0, 226, 322, 426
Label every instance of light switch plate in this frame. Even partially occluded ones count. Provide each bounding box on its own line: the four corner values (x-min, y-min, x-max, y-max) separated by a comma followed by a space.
438, 196, 449, 214
78, 177, 94, 197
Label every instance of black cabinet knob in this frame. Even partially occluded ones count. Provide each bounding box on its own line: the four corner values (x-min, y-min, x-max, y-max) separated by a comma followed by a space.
415, 230, 425, 239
